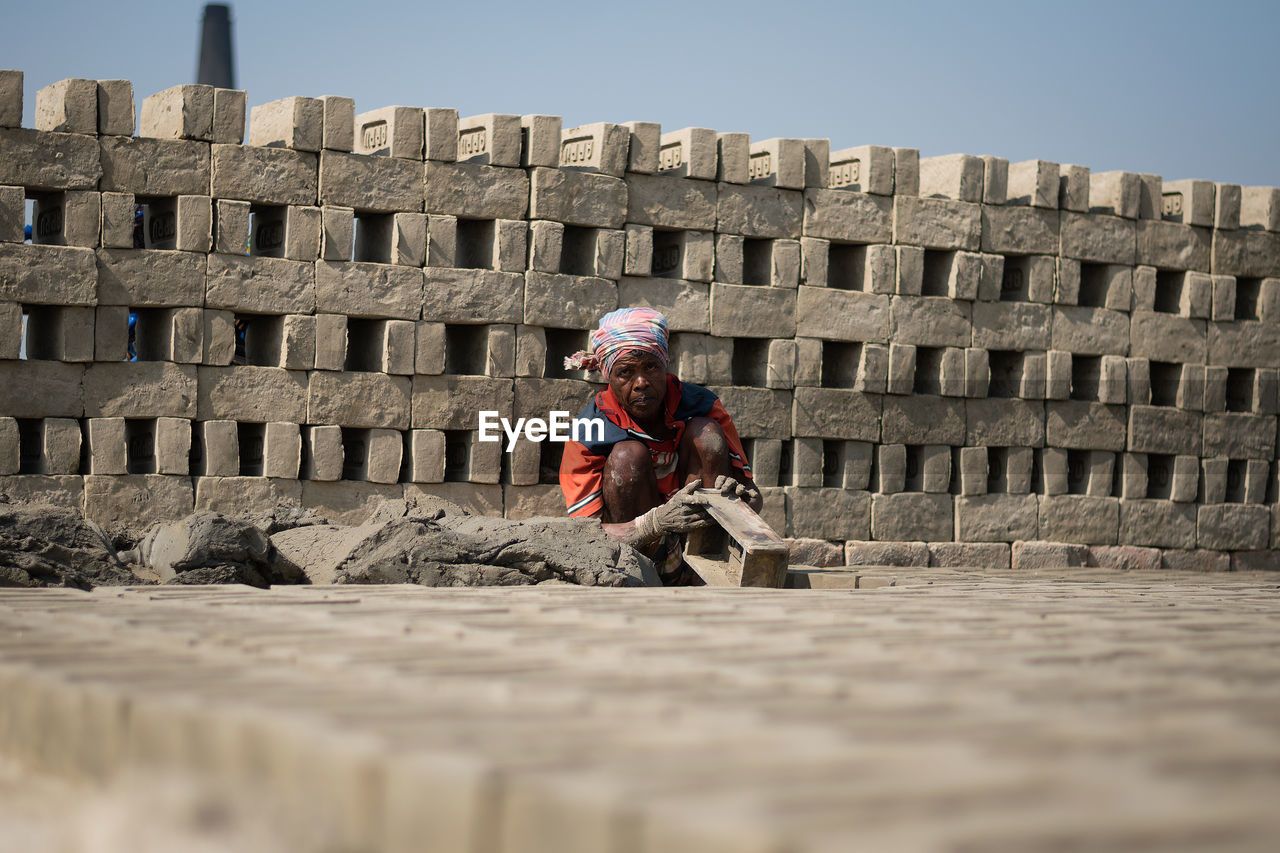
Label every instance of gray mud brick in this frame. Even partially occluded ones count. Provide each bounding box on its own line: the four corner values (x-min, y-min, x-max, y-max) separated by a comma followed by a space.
983, 161, 1010, 206
317, 260, 423, 319
521, 114, 562, 168
956, 493, 1039, 542
1039, 494, 1119, 545
201, 309, 234, 365
301, 425, 342, 481
363, 428, 403, 485
1136, 219, 1211, 271
492, 218, 527, 273
212, 88, 245, 143
802, 138, 830, 188
1137, 173, 1162, 219
1089, 171, 1140, 219
1004, 446, 1035, 494
0, 185, 22, 242
660, 124, 721, 179
1214, 182, 1242, 230
716, 131, 749, 184
965, 347, 990, 397
1055, 256, 1081, 304
862, 244, 898, 294
791, 437, 823, 487
1197, 364, 1221, 412
937, 346, 967, 396
0, 302, 19, 359
320, 206, 354, 261
716, 233, 744, 282
845, 538, 928, 566
1059, 212, 1135, 264
98, 136, 207, 196
1240, 186, 1280, 232
872, 493, 953, 542
320, 95, 355, 151
318, 150, 420, 211
896, 245, 924, 295
153, 416, 191, 475
716, 183, 803, 239
22, 305, 93, 362
882, 396, 964, 444
890, 295, 971, 347
625, 172, 718, 230
0, 418, 16, 474
1128, 312, 1205, 363
893, 147, 920, 195
944, 250, 982, 300
528, 167, 625, 228
34, 418, 81, 474
0, 70, 20, 128
791, 388, 881, 441
1163, 454, 1198, 503
34, 78, 98, 134
98, 191, 135, 248
28, 190, 96, 247
1046, 401, 1126, 451
559, 122, 629, 177
828, 145, 894, 195
787, 488, 869, 541
892, 195, 981, 250
0, 361, 84, 417
205, 254, 314, 314
1007, 160, 1059, 208
799, 237, 826, 286
83, 474, 191, 526
1202, 412, 1277, 459
414, 320, 445, 375
958, 446, 988, 496
83, 362, 196, 418
412, 375, 513, 430
425, 213, 458, 268
456, 113, 521, 167
528, 219, 563, 272
1081, 450, 1115, 497
421, 107, 458, 162
95, 79, 134, 136
145, 194, 212, 253
425, 160, 529, 220
770, 238, 801, 287
167, 307, 204, 363
86, 417, 126, 475
886, 342, 917, 396
513, 324, 545, 377
381, 319, 416, 375
391, 212, 427, 267
918, 154, 984, 203
140, 84, 213, 140
617, 278, 709, 333
921, 444, 951, 492
931, 541, 1012, 568
1011, 540, 1091, 569
966, 398, 1045, 447
213, 144, 316, 206
1050, 306, 1128, 355
422, 268, 523, 324
511, 377, 592, 423
971, 301, 1051, 350
1040, 350, 1067, 399
95, 247, 203, 307
710, 283, 795, 338
214, 198, 250, 254
1208, 320, 1280, 369
354, 106, 422, 159
196, 366, 308, 423
1129, 264, 1156, 310
748, 437, 782, 486
650, 229, 713, 281
1161, 179, 1215, 227
0, 127, 101, 190
802, 188, 893, 244
1232, 549, 1280, 570
1098, 355, 1127, 405
1201, 456, 1228, 503
615, 119, 660, 175
306, 371, 411, 430
1120, 452, 1148, 500
980, 205, 1059, 255
1198, 503, 1269, 551
524, 271, 617, 328
1126, 405, 1202, 455
747, 138, 805, 189
1245, 458, 1270, 504
1210, 274, 1235, 322
250, 97, 323, 152
624, 224, 653, 276
405, 429, 446, 483
668, 333, 731, 384
1255, 368, 1279, 415
706, 386, 791, 438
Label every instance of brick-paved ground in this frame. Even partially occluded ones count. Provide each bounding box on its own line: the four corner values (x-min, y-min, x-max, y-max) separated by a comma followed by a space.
1, 571, 1279, 851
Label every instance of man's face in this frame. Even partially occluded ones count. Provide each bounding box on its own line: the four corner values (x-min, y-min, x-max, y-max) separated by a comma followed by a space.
608, 351, 667, 422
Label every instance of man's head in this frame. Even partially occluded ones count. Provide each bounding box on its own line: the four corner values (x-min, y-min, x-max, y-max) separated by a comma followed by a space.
607, 349, 667, 422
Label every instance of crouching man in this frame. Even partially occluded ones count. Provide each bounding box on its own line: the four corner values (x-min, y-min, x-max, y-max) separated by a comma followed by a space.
559, 308, 762, 583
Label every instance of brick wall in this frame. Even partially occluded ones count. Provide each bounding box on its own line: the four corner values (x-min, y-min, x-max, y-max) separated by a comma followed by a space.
2, 72, 1279, 566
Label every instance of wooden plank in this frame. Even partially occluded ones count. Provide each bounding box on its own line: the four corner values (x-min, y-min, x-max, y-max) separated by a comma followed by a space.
683, 491, 789, 588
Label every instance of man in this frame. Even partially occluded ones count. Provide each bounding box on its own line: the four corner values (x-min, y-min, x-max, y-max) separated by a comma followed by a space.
559, 308, 762, 580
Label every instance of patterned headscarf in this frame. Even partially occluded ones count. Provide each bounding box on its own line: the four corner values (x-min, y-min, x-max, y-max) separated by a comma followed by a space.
565, 307, 669, 377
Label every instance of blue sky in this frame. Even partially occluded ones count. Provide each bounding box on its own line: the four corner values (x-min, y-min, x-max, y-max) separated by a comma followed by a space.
3, 0, 1277, 186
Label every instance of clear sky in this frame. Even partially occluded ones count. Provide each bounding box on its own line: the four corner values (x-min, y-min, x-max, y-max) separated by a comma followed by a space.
3, 0, 1277, 187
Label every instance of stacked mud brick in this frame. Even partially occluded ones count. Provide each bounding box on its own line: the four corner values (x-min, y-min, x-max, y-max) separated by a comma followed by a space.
3, 71, 1280, 568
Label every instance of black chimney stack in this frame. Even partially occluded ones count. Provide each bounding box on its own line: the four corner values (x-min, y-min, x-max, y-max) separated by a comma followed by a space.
196, 4, 236, 89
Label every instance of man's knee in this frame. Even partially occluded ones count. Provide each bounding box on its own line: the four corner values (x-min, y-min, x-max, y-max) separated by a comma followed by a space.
604, 440, 654, 487
686, 417, 727, 461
